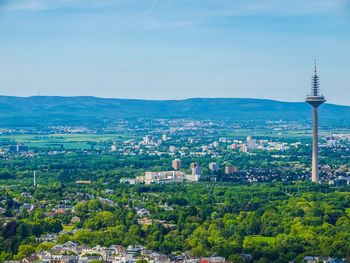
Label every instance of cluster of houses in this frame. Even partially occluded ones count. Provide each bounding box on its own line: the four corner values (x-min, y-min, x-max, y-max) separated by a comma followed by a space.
5, 241, 228, 263
7, 242, 346, 263
303, 256, 345, 263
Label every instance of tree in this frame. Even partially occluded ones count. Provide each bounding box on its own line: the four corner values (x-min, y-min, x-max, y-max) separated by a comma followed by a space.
14, 245, 35, 260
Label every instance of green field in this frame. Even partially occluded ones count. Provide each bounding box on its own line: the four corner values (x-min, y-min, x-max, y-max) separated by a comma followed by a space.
62, 224, 75, 231
227, 129, 310, 138
0, 134, 126, 150
345, 208, 350, 216
244, 235, 276, 245
227, 128, 347, 140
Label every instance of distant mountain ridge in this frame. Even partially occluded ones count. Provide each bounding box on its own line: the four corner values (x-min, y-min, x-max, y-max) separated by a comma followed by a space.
0, 96, 349, 127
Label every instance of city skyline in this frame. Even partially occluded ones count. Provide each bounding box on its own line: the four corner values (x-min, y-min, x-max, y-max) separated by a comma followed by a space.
0, 0, 349, 105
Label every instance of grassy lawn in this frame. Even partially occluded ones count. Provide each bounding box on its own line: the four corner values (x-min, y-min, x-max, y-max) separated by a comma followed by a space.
226, 129, 337, 139
244, 235, 276, 245
0, 133, 128, 149
345, 208, 350, 216
62, 224, 75, 231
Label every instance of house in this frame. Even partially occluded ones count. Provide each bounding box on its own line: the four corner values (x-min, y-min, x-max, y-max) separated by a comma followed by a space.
20, 203, 33, 212
119, 253, 136, 263
200, 257, 226, 263
77, 256, 103, 263
169, 254, 186, 262
120, 178, 137, 184
135, 208, 150, 217
44, 212, 57, 217
321, 258, 345, 263
51, 241, 79, 254
138, 217, 153, 226
128, 245, 144, 253
20, 192, 32, 198
241, 254, 253, 262
50, 255, 63, 263
71, 216, 81, 224
36, 234, 57, 242
105, 189, 115, 195
22, 255, 40, 263
98, 197, 116, 205
329, 176, 350, 187
110, 245, 126, 255
89, 245, 115, 261
60, 255, 79, 263
140, 250, 153, 260
303, 256, 317, 263
154, 254, 170, 263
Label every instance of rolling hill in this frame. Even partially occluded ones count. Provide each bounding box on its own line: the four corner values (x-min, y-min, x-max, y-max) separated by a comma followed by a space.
0, 96, 349, 127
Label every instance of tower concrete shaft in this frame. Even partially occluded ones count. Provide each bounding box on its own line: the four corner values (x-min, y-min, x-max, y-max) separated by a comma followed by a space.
311, 107, 319, 183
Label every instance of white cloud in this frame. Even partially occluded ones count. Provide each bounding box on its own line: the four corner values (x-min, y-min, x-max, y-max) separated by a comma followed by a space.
1, 0, 124, 11
1, 0, 348, 31
2, 0, 347, 15
2, 0, 49, 11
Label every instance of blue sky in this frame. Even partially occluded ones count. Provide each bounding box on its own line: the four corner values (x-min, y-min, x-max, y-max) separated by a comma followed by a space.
0, 0, 349, 104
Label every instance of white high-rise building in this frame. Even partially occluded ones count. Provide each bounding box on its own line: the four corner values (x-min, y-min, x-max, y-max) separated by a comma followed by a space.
192, 165, 202, 176
241, 144, 248, 153
111, 143, 117, 152
246, 136, 257, 150
172, 159, 182, 171
169, 146, 176, 153
209, 162, 219, 172
144, 135, 151, 145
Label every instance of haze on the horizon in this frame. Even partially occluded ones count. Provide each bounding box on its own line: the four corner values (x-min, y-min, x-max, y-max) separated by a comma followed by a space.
0, 0, 349, 105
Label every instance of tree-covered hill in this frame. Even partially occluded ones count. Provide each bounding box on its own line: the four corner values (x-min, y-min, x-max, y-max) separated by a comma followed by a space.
0, 96, 349, 127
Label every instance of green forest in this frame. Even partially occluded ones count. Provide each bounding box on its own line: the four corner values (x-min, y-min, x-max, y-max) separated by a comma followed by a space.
2, 181, 350, 262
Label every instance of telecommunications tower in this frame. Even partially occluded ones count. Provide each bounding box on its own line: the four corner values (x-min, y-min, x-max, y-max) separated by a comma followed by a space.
306, 60, 326, 183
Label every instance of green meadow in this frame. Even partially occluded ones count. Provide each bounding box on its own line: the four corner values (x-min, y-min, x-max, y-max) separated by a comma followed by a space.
244, 235, 276, 245
0, 134, 125, 150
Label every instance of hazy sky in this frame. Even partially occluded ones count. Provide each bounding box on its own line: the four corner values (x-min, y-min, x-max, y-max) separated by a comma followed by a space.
0, 0, 349, 104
